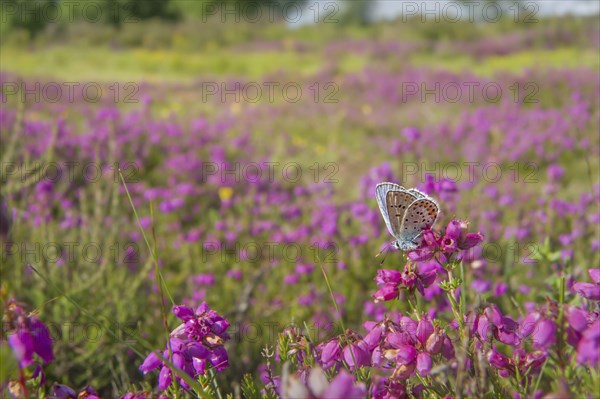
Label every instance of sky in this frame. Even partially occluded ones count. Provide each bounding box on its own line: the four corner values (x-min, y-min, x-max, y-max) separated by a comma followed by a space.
293, 0, 600, 25
370, 0, 600, 20
373, 0, 600, 19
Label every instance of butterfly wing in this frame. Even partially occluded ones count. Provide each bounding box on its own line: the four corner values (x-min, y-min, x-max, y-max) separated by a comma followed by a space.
397, 198, 440, 249
376, 183, 416, 240
408, 188, 426, 199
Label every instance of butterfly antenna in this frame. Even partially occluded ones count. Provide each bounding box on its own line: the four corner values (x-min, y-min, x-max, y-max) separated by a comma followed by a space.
375, 241, 392, 257
376, 241, 393, 266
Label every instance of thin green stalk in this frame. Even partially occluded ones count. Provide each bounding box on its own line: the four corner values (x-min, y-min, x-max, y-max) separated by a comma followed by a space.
209, 368, 224, 399
150, 201, 177, 391
316, 254, 357, 372
119, 171, 174, 304
445, 261, 469, 399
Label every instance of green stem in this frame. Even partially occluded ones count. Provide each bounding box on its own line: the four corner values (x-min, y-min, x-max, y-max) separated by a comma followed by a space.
119, 171, 174, 304
209, 368, 223, 399
316, 255, 357, 372
445, 262, 469, 399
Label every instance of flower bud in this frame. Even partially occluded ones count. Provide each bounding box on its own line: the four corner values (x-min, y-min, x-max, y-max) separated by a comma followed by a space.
375, 269, 402, 285
459, 232, 484, 250
416, 352, 432, 376
373, 284, 399, 303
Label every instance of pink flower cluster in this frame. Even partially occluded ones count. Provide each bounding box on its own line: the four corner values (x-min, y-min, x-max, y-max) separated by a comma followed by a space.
139, 302, 230, 390
407, 220, 484, 263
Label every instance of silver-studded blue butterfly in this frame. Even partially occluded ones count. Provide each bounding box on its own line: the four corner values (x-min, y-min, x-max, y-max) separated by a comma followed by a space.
376, 182, 440, 251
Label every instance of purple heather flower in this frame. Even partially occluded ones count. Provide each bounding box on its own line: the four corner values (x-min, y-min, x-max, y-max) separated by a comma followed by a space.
158, 366, 172, 390
122, 393, 168, 399
172, 306, 195, 322
226, 269, 243, 280
590, 269, 600, 284
282, 366, 366, 399
386, 344, 417, 367
52, 384, 77, 399
320, 339, 342, 368
343, 342, 371, 370
296, 263, 315, 275
371, 377, 406, 399
375, 269, 402, 286
487, 346, 513, 374
494, 282, 508, 297
140, 302, 230, 391
425, 329, 444, 354
407, 247, 436, 262
547, 164, 565, 181
576, 319, 600, 367
531, 320, 556, 349
139, 351, 162, 374
416, 318, 434, 345
460, 232, 484, 250
416, 352, 432, 376
51, 384, 100, 399
193, 273, 215, 286
402, 126, 421, 141
373, 284, 399, 303
573, 275, 600, 300
284, 273, 300, 285
5, 300, 54, 369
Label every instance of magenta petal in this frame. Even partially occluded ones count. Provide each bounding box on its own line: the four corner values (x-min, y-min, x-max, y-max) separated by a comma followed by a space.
172, 305, 195, 321
158, 366, 172, 390
573, 282, 600, 300
187, 342, 209, 359
589, 269, 600, 284
420, 270, 437, 288
193, 357, 207, 375
459, 232, 484, 250
139, 351, 162, 374
322, 370, 365, 399
520, 312, 542, 338
321, 339, 341, 364
52, 383, 77, 399
444, 220, 463, 241
487, 347, 512, 370
195, 302, 210, 315
394, 344, 417, 366
416, 318, 434, 344
532, 320, 556, 349
477, 315, 493, 340
343, 344, 370, 369
372, 284, 399, 303
442, 336, 455, 359
417, 352, 432, 376
425, 331, 444, 354
363, 325, 383, 350
172, 352, 185, 370
30, 319, 54, 364
8, 330, 34, 368
209, 346, 229, 371
375, 269, 402, 285
387, 332, 413, 348
407, 248, 435, 262
485, 305, 503, 327
568, 308, 589, 332
400, 316, 418, 339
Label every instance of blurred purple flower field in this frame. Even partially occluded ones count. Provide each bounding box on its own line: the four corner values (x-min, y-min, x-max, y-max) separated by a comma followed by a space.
0, 3, 599, 399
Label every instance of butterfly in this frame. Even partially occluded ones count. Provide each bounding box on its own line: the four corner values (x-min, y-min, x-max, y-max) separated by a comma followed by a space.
375, 182, 440, 251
